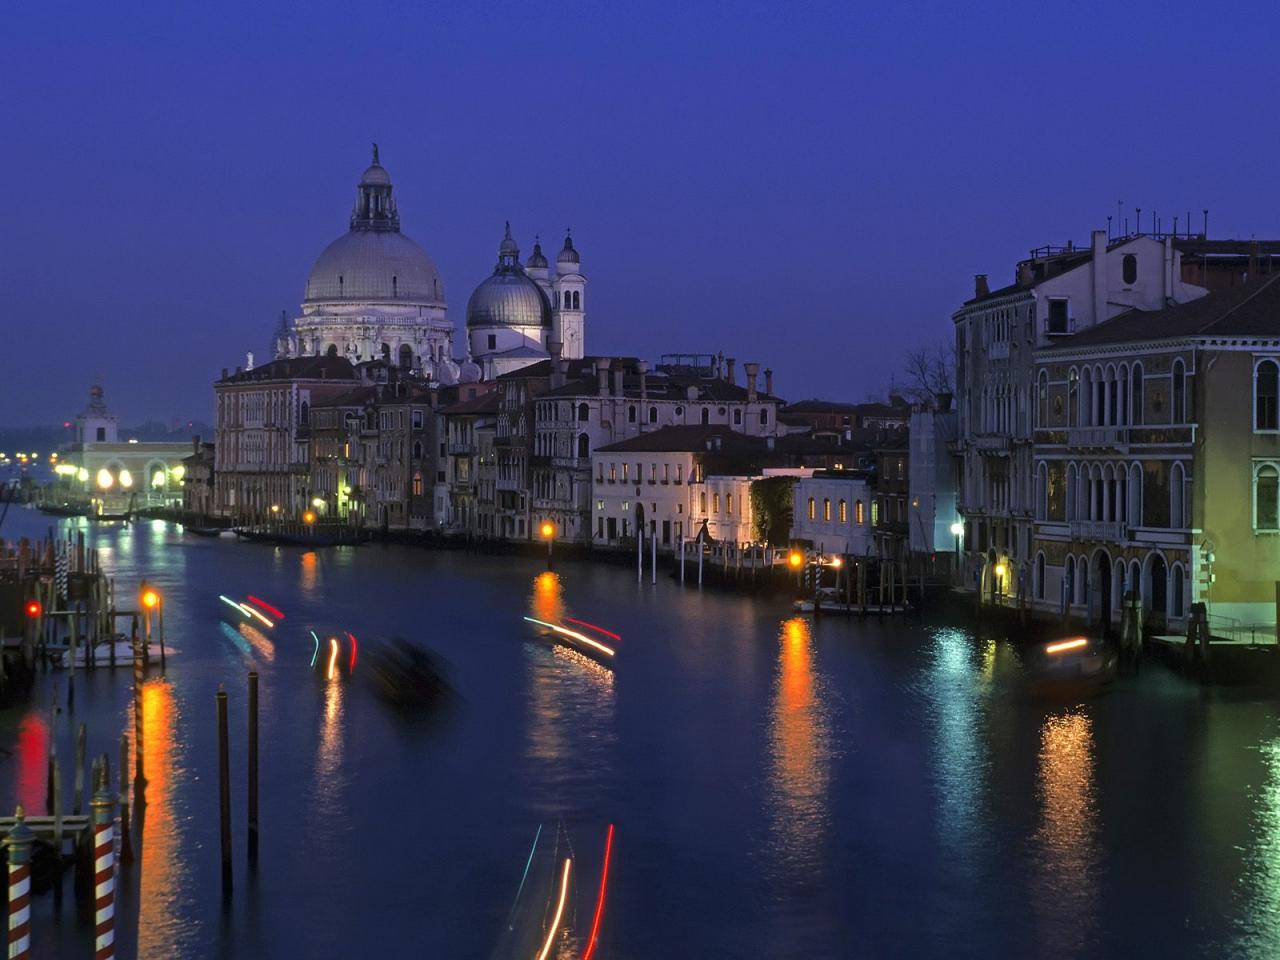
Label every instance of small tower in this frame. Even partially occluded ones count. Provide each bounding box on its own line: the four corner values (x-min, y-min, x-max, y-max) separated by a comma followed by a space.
526, 235, 551, 295
75, 385, 119, 446
272, 309, 294, 359
551, 230, 586, 360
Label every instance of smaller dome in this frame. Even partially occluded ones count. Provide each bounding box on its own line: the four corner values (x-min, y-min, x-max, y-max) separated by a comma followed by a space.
458, 359, 482, 383
557, 231, 580, 265
466, 271, 553, 329
360, 163, 391, 186
499, 221, 519, 258
526, 236, 548, 269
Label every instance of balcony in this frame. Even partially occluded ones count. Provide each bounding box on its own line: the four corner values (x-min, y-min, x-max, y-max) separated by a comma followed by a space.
1069, 520, 1127, 541
448, 441, 475, 455
1065, 427, 1127, 450
973, 435, 1011, 453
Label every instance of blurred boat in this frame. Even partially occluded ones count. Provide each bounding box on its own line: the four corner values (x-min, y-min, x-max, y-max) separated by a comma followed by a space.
1025, 636, 1116, 699
366, 638, 453, 710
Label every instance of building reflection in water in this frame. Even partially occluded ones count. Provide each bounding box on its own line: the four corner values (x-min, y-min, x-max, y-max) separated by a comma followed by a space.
1033, 709, 1099, 957
766, 617, 832, 878
299, 551, 319, 600
13, 712, 49, 813
135, 679, 196, 955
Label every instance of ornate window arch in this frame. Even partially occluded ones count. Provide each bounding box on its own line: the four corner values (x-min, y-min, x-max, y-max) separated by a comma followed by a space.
1255, 358, 1279, 431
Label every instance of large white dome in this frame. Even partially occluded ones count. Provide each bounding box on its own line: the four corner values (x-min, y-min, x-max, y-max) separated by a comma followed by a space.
304, 230, 445, 305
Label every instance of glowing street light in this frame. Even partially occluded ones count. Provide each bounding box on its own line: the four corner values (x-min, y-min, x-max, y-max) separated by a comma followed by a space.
77, 467, 88, 483
950, 520, 964, 538
270, 504, 280, 514
302, 510, 317, 525
97, 468, 113, 490
788, 550, 804, 569
312, 497, 325, 509
118, 469, 133, 489
152, 470, 166, 489
141, 589, 160, 610
540, 520, 555, 570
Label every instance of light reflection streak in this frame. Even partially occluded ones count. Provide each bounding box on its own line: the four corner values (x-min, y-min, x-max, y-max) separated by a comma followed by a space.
536, 858, 572, 960
1033, 710, 1098, 957
136, 680, 193, 954
246, 595, 285, 620
327, 638, 339, 680
219, 594, 249, 618
927, 628, 989, 867
1239, 737, 1280, 952
218, 621, 252, 658
581, 824, 615, 960
523, 616, 616, 659
310, 630, 320, 667
563, 617, 622, 643
238, 622, 275, 662
531, 572, 564, 624
238, 603, 274, 629
310, 663, 347, 828
766, 617, 832, 877
299, 551, 319, 598
13, 713, 49, 813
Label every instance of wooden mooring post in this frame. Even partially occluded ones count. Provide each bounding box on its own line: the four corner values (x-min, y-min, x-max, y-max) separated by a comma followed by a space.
217, 685, 233, 897
248, 672, 259, 870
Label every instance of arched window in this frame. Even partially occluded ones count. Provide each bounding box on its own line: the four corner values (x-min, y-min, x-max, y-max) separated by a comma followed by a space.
1131, 364, 1144, 425
326, 344, 338, 358
412, 470, 423, 496
578, 403, 589, 422
839, 499, 847, 522
1035, 462, 1048, 521
1078, 556, 1089, 607
1068, 368, 1079, 425
855, 500, 864, 524
1172, 565, 1185, 618
1170, 462, 1185, 528
1257, 360, 1279, 430
578, 433, 590, 459
1065, 556, 1076, 606
1035, 552, 1046, 600
564, 291, 572, 309
571, 291, 580, 310
1122, 254, 1137, 284
649, 406, 658, 424
1256, 464, 1279, 529
1172, 360, 1186, 423
823, 498, 831, 521
412, 440, 422, 460
628, 405, 637, 423
701, 408, 710, 425
733, 409, 742, 425
1080, 367, 1093, 427
399, 344, 413, 370
1037, 370, 1048, 427
808, 497, 816, 520
300, 401, 310, 425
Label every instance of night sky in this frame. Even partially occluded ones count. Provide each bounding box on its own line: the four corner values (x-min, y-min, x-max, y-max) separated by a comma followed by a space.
3, 1, 1277, 425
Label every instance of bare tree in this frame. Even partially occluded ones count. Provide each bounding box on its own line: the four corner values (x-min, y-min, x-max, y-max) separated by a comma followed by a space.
901, 340, 955, 405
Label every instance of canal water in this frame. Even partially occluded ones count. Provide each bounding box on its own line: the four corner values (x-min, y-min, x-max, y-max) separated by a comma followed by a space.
3, 507, 1280, 959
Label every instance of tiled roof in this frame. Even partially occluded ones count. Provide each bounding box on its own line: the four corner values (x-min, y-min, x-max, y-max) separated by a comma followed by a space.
439, 391, 501, 415
1050, 273, 1280, 350
596, 425, 768, 454
217, 355, 355, 384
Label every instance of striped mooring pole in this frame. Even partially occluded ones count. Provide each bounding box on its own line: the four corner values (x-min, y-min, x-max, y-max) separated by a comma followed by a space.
91, 780, 117, 959
5, 805, 34, 959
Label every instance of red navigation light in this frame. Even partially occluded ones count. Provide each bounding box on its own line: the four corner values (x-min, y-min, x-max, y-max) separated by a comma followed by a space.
24, 600, 41, 618
246, 596, 285, 620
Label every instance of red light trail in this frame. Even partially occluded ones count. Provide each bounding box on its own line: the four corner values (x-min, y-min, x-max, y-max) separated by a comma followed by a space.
564, 618, 622, 643
581, 824, 615, 960
246, 596, 285, 620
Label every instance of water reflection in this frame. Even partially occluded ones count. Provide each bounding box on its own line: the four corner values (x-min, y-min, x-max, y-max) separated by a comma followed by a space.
299, 551, 319, 599
136, 679, 194, 956
766, 617, 831, 876
926, 629, 989, 866
311, 674, 347, 824
239, 622, 275, 662
13, 712, 49, 813
523, 572, 615, 812
1239, 736, 1280, 953
1033, 710, 1099, 957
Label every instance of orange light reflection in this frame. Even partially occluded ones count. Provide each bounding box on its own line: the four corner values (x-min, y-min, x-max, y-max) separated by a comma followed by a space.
137, 680, 182, 956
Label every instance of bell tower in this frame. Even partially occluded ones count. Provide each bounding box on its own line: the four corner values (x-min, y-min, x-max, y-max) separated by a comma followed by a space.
551, 230, 586, 360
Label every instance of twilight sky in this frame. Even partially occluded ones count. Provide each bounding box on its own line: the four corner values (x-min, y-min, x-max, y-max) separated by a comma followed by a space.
2, 0, 1278, 425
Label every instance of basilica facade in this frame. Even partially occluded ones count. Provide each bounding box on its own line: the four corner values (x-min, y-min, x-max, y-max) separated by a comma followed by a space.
272, 147, 586, 381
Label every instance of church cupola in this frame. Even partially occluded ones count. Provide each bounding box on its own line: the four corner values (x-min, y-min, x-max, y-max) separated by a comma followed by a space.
556, 229, 580, 270
350, 143, 400, 232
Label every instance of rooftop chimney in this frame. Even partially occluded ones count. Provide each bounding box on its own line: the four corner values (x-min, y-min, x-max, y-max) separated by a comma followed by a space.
548, 340, 565, 389
764, 368, 773, 396
596, 357, 611, 396
974, 274, 990, 299
744, 362, 760, 403
221, 367, 228, 380
613, 364, 625, 399
638, 360, 649, 405
725, 357, 736, 385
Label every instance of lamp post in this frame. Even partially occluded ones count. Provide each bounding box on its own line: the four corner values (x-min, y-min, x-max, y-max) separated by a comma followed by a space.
540, 520, 555, 571
950, 519, 964, 583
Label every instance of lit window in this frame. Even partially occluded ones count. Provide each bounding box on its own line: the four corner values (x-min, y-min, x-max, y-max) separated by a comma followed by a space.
823, 498, 831, 521
839, 499, 847, 522
623, 463, 630, 482
871, 500, 880, 526
714, 493, 721, 513
855, 500, 864, 524
412, 471, 423, 496
807, 497, 815, 520
727, 493, 734, 514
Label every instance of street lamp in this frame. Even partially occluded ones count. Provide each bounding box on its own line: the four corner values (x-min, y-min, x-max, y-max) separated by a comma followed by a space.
97, 468, 113, 490
540, 520, 555, 570
950, 519, 964, 583
118, 469, 133, 489
303, 510, 317, 525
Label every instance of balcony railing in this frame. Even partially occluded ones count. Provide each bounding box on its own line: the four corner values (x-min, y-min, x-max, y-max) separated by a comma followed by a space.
973, 435, 1011, 452
1069, 519, 1127, 541
1066, 427, 1127, 449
